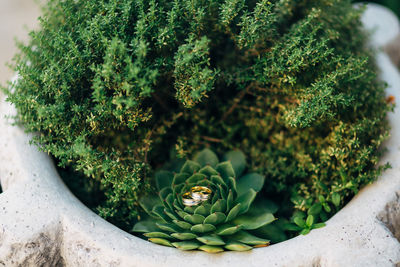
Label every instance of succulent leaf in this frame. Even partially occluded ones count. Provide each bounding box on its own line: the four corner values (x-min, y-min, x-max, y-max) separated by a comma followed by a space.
194, 149, 219, 167
204, 212, 226, 225
172, 241, 202, 250
139, 196, 161, 215
225, 203, 242, 222
155, 170, 174, 191
223, 150, 246, 177
197, 235, 226, 246
236, 173, 265, 196
181, 160, 201, 174
198, 245, 224, 253
184, 214, 206, 224
215, 224, 242, 236
211, 199, 227, 213
191, 223, 217, 233
151, 205, 170, 222
216, 162, 236, 180
236, 189, 257, 215
172, 220, 192, 230
199, 166, 219, 176
134, 149, 277, 252
171, 232, 198, 240
132, 220, 160, 233
149, 238, 173, 247
144, 232, 175, 239
156, 223, 183, 233
232, 212, 275, 230
229, 231, 270, 246
224, 241, 252, 251
194, 204, 211, 216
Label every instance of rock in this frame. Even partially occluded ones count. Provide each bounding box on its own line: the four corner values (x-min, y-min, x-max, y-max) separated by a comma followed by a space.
0, 4, 399, 267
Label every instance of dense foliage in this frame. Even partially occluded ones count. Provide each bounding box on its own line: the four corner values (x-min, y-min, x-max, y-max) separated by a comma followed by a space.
133, 149, 276, 252
5, 0, 390, 235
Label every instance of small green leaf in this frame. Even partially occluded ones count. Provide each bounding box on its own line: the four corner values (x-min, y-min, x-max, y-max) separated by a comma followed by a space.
144, 232, 173, 239
198, 245, 224, 253
306, 215, 314, 227
148, 238, 173, 247
191, 224, 216, 233
236, 173, 265, 196
180, 160, 201, 174
223, 150, 246, 177
332, 192, 341, 207
204, 212, 226, 225
172, 220, 192, 230
300, 228, 310, 235
236, 189, 257, 215
312, 222, 326, 229
229, 231, 270, 246
184, 214, 205, 224
215, 224, 242, 235
293, 217, 306, 228
308, 203, 322, 216
233, 212, 275, 230
194, 149, 219, 167
155, 170, 174, 191
216, 161, 236, 179
172, 241, 201, 250
211, 199, 227, 213
323, 203, 331, 213
170, 232, 198, 240
225, 203, 241, 222
197, 235, 225, 245
224, 241, 252, 251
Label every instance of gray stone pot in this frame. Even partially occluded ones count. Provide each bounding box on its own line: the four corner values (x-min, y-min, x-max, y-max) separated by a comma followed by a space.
0, 4, 400, 267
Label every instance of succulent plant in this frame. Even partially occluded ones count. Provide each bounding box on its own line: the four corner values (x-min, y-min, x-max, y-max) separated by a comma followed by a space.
133, 149, 276, 252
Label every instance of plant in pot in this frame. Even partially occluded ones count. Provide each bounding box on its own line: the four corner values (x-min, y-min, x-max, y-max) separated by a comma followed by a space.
2, 0, 392, 255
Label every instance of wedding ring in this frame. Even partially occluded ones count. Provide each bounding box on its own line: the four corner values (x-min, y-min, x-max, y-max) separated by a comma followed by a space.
182, 192, 200, 207
190, 186, 212, 201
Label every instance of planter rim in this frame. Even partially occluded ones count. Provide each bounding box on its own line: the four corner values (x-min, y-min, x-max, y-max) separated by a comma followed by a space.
0, 4, 400, 267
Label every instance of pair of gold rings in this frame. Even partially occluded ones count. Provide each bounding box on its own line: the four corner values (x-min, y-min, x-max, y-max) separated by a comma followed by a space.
182, 186, 212, 207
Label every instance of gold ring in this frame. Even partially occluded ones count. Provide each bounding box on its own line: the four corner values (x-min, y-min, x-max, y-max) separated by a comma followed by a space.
191, 186, 212, 201
182, 192, 200, 207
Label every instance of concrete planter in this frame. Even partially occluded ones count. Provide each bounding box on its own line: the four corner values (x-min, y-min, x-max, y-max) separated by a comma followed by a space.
0, 4, 400, 267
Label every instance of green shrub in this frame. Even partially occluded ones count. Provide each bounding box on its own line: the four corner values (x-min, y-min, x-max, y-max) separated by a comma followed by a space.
5, 0, 390, 233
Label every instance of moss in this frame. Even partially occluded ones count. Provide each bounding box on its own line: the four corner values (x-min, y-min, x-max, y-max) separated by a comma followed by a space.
4, 0, 390, 232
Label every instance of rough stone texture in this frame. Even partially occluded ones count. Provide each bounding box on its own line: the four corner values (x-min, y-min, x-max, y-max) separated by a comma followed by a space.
0, 4, 400, 267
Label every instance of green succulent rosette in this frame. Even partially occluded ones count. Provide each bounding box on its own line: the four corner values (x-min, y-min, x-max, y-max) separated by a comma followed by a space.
133, 149, 276, 253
